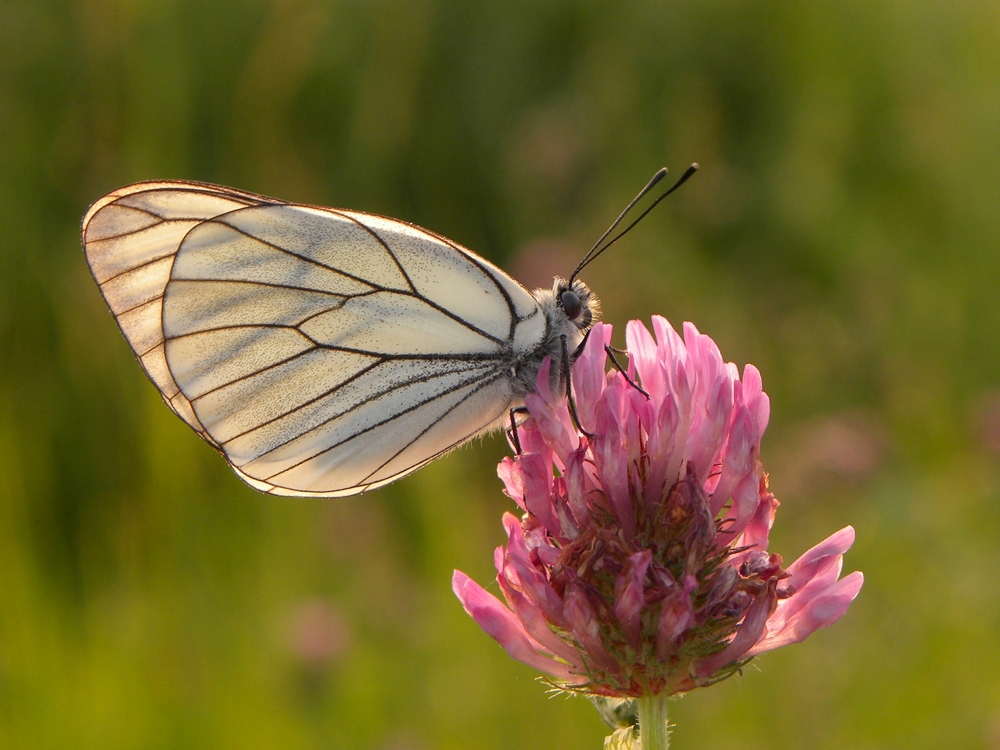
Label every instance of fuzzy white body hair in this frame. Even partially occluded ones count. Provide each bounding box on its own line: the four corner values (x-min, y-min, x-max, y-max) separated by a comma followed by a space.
471, 276, 599, 440
511, 277, 599, 396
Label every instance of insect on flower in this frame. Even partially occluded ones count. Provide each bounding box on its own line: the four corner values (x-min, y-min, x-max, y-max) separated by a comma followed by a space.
82, 167, 697, 496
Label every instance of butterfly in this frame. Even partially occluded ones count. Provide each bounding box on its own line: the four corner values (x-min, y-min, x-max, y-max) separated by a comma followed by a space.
82, 167, 695, 497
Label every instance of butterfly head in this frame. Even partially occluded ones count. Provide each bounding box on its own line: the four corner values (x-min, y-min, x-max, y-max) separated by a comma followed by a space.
554, 277, 599, 332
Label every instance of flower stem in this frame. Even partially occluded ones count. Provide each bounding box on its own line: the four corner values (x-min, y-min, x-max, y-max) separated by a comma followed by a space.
636, 693, 669, 750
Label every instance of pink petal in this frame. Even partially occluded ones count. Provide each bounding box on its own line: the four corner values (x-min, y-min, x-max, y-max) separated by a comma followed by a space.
563, 447, 594, 530
730, 484, 778, 563
743, 527, 863, 656
497, 457, 527, 511
785, 526, 856, 590
655, 588, 695, 657
525, 359, 579, 466
452, 571, 584, 683
683, 322, 723, 375
745, 571, 864, 656
696, 585, 774, 676
500, 514, 568, 626
518, 452, 560, 535
717, 474, 763, 545
652, 316, 686, 371
614, 550, 652, 650
709, 406, 755, 517
751, 527, 860, 638
573, 323, 613, 430
644, 394, 680, 504
564, 582, 621, 674
626, 319, 666, 396
592, 397, 636, 538
686, 376, 733, 485
497, 575, 584, 666
741, 364, 770, 435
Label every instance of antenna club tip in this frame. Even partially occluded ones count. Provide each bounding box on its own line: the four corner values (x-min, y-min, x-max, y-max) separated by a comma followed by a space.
690, 162, 700, 170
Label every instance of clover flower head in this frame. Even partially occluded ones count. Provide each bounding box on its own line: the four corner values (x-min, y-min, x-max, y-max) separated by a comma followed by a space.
453, 317, 863, 697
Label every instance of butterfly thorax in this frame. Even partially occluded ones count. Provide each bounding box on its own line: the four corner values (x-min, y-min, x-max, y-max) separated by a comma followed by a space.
511, 277, 600, 396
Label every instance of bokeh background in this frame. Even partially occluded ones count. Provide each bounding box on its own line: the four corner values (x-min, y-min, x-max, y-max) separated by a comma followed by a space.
2, 1, 999, 748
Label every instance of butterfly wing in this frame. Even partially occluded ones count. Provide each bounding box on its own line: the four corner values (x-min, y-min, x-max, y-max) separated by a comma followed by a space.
83, 181, 546, 496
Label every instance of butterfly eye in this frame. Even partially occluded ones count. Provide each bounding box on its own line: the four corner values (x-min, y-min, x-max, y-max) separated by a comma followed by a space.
560, 289, 583, 320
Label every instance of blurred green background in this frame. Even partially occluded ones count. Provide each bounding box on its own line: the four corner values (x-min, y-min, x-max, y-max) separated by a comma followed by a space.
2, 0, 999, 747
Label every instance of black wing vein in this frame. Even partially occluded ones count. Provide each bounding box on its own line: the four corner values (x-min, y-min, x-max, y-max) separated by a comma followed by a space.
262, 364, 509, 481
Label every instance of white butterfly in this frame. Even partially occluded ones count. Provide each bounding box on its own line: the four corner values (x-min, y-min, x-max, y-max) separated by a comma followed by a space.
82, 169, 694, 497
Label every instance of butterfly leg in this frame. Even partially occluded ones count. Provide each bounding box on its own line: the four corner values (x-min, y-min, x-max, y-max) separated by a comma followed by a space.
561, 334, 594, 438
604, 344, 650, 399
507, 407, 529, 454
571, 326, 593, 359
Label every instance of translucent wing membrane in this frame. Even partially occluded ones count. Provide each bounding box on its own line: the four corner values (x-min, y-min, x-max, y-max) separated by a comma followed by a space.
83, 181, 546, 496
83, 182, 266, 434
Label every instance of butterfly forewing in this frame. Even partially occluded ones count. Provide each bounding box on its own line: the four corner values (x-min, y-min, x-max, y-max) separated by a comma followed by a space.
82, 181, 547, 496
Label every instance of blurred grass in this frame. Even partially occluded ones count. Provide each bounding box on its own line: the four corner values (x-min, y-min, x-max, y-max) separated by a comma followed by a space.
2, 0, 1000, 747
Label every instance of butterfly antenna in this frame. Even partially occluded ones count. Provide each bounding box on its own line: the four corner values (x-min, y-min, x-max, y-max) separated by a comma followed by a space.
568, 163, 699, 284
570, 168, 669, 281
